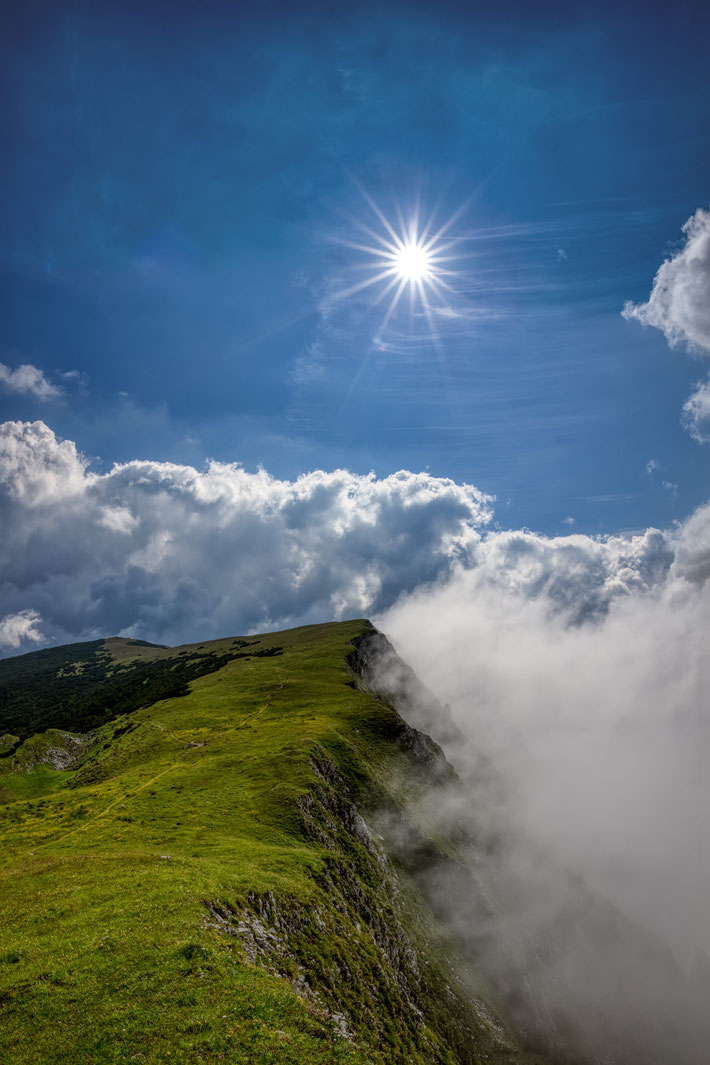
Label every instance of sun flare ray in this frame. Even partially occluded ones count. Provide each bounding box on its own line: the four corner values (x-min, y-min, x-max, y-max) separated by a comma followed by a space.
332, 189, 466, 346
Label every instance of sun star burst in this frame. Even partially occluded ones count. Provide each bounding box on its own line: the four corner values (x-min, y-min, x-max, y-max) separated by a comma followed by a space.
392, 241, 433, 282
330, 187, 465, 345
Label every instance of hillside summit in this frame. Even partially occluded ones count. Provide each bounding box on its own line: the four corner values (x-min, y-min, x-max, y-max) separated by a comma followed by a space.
0, 620, 569, 1065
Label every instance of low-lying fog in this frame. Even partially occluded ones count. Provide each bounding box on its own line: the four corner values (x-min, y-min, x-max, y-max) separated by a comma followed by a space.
378, 551, 710, 1064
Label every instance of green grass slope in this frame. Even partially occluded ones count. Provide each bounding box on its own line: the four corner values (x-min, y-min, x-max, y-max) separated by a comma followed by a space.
0, 621, 556, 1065
0, 634, 271, 742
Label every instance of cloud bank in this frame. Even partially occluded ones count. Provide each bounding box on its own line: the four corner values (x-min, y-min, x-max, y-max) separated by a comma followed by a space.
0, 419, 493, 652
3, 418, 710, 657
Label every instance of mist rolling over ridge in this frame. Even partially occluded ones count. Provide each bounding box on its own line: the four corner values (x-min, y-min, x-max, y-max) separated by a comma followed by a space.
377, 534, 710, 1063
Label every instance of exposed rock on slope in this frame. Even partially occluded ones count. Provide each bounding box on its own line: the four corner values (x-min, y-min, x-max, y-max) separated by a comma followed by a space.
204, 740, 522, 1064
4, 728, 92, 770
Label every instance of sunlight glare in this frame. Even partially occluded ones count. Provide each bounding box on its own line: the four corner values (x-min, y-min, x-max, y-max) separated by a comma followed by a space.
329, 185, 467, 350
394, 241, 432, 282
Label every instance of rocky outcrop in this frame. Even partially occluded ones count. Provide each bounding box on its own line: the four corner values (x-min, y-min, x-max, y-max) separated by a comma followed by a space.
205, 745, 429, 1055
348, 629, 466, 755
5, 728, 93, 772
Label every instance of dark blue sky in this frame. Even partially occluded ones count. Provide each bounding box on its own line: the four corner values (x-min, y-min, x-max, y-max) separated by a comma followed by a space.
2, 0, 709, 534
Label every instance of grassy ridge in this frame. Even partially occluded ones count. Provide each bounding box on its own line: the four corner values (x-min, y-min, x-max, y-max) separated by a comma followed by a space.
0, 621, 546, 1064
0, 634, 284, 742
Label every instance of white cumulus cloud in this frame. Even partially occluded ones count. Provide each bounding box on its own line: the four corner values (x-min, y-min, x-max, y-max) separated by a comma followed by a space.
0, 420, 89, 506
0, 420, 493, 650
2, 420, 710, 654
0, 609, 43, 650
3, 420, 710, 655
623, 206, 710, 445
0, 362, 61, 401
622, 207, 710, 354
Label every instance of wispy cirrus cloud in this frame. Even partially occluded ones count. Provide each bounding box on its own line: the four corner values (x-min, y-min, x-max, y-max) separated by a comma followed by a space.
682, 376, 710, 443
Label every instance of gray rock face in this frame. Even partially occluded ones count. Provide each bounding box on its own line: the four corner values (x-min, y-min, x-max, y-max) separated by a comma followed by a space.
204, 744, 431, 1056
348, 629, 466, 754
7, 728, 92, 771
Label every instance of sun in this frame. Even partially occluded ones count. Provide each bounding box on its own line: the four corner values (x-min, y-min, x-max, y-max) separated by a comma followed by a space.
329, 186, 465, 343
392, 241, 433, 282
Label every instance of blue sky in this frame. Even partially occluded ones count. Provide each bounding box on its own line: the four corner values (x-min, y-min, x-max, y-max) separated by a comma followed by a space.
1, 0, 709, 537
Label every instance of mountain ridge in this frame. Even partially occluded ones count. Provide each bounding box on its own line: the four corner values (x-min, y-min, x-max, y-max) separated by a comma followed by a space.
0, 619, 568, 1065
3, 622, 683, 1064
